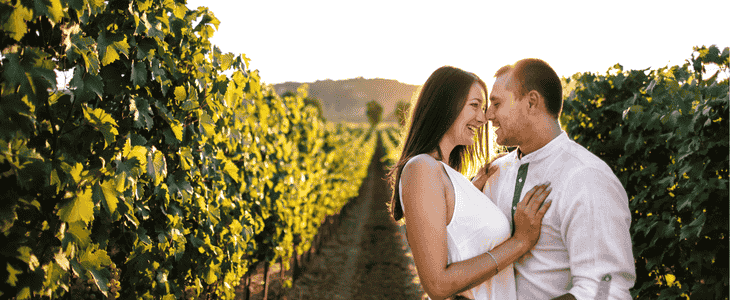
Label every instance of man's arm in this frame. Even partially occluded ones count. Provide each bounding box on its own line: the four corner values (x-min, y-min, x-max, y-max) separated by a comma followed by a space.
560, 168, 636, 300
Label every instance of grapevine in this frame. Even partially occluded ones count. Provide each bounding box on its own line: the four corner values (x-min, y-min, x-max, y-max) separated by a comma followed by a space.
0, 1, 376, 299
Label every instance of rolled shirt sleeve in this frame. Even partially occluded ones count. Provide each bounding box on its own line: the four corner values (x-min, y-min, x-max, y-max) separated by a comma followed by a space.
561, 167, 636, 300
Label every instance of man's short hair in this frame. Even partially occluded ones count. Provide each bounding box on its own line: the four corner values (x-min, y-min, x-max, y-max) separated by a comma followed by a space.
495, 59, 562, 118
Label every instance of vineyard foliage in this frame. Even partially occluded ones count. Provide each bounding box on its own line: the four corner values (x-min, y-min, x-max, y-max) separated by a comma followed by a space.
0, 1, 375, 299
560, 45, 728, 299
378, 124, 402, 168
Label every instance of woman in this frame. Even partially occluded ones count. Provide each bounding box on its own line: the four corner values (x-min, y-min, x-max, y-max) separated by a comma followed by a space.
387, 66, 552, 300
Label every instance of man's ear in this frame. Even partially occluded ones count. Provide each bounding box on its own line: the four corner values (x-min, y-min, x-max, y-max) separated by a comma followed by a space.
527, 90, 540, 111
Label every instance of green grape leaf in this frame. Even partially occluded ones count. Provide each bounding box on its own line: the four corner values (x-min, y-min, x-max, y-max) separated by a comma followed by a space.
199, 112, 215, 137
123, 140, 148, 171
680, 213, 706, 240
6, 264, 22, 286
181, 98, 197, 111
131, 97, 154, 129
170, 120, 183, 141
79, 247, 112, 270
79, 248, 112, 296
218, 52, 235, 70
136, 227, 153, 245
151, 58, 169, 88
174, 86, 187, 101
147, 19, 165, 40
4, 3, 32, 41
44, 260, 66, 289
26, 48, 57, 89
137, 0, 152, 11
114, 158, 138, 191
68, 0, 84, 11
54, 250, 70, 271
85, 73, 105, 100
49, 168, 62, 193
133, 11, 146, 35
171, 2, 187, 19
147, 150, 167, 185
1, 53, 24, 88
57, 188, 95, 225
100, 47, 120, 67
98, 32, 130, 66
67, 221, 91, 249
167, 171, 192, 200
35, 0, 64, 23
130, 133, 148, 146
223, 160, 239, 182
83, 106, 118, 147
199, 11, 220, 31
87, 0, 105, 14
204, 266, 218, 285
178, 147, 194, 170
162, 128, 178, 146
131, 61, 148, 88
15, 247, 39, 270
93, 179, 119, 214
49, 0, 65, 22
68, 33, 101, 74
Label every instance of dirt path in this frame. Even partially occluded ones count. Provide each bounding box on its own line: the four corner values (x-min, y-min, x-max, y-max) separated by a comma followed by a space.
285, 137, 427, 300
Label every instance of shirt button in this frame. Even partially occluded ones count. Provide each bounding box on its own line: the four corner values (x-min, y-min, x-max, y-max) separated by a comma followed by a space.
518, 178, 523, 183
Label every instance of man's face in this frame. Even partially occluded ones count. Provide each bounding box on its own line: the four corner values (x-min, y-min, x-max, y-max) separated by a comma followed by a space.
486, 73, 529, 147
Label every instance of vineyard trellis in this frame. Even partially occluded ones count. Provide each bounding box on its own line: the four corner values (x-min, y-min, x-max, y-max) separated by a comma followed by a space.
0, 1, 376, 299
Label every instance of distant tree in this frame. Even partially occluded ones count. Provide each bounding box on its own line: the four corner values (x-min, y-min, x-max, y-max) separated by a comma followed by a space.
395, 100, 411, 127
366, 100, 383, 128
304, 96, 326, 122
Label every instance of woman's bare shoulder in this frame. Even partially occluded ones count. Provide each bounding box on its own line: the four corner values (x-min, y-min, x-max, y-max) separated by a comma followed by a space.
402, 154, 441, 176
401, 154, 448, 189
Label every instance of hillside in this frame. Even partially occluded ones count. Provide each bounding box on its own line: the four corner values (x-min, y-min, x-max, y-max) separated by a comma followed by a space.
273, 77, 420, 123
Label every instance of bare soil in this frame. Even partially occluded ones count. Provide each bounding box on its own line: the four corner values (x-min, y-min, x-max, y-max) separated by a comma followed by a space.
237, 138, 427, 300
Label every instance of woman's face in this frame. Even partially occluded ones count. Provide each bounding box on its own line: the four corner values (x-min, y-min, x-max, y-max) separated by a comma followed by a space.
444, 82, 487, 146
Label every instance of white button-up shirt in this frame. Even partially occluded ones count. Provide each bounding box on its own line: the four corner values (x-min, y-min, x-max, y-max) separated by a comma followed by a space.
482, 131, 636, 300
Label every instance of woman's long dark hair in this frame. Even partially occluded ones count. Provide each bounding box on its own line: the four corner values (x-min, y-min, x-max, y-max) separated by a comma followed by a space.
387, 66, 490, 222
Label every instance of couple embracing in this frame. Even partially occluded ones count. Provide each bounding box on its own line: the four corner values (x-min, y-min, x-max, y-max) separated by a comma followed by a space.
388, 59, 636, 300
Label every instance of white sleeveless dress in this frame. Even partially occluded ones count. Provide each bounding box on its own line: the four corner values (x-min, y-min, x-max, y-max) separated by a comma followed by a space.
399, 155, 516, 300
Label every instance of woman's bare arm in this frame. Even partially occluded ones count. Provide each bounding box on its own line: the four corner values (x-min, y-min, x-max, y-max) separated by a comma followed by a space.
402, 156, 552, 300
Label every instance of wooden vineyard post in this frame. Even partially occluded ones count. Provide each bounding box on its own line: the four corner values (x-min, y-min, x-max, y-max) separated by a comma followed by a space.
243, 272, 251, 300
263, 261, 271, 300
292, 247, 300, 283
314, 232, 321, 255
280, 256, 285, 280
321, 218, 329, 247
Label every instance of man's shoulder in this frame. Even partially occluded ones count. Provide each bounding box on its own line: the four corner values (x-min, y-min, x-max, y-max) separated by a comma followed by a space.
554, 141, 626, 192
557, 140, 613, 173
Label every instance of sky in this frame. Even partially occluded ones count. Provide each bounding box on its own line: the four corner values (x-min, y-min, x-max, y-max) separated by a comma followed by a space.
184, 0, 728, 88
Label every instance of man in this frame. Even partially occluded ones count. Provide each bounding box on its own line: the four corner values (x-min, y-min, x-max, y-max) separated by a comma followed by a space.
474, 58, 636, 300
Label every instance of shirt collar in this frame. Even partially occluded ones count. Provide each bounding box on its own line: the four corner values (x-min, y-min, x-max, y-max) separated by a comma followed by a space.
515, 131, 570, 164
